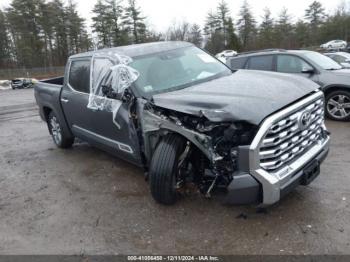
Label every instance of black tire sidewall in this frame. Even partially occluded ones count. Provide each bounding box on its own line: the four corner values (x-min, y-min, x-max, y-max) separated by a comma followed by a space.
149, 134, 186, 205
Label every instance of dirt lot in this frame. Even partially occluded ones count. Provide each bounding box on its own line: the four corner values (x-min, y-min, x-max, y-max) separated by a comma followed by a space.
0, 88, 349, 255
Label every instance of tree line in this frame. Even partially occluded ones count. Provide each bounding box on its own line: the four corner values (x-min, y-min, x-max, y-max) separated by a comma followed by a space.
1, 0, 350, 70
202, 0, 350, 54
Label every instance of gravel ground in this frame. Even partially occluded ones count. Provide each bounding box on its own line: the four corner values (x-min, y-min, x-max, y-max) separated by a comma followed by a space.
0, 88, 349, 255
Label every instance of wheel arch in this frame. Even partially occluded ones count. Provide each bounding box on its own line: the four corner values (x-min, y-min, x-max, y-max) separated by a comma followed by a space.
143, 127, 211, 168
43, 106, 52, 122
323, 85, 350, 97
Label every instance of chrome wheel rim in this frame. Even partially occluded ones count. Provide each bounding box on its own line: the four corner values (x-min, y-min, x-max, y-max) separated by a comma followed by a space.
327, 94, 350, 119
50, 116, 62, 145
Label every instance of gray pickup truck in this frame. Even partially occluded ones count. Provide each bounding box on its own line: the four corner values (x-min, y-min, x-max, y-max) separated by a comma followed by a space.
34, 42, 330, 206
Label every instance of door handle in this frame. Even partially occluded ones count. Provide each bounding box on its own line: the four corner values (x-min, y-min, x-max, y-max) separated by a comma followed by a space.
61, 98, 69, 103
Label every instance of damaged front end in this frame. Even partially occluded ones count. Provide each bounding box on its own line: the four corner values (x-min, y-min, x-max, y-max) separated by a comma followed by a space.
139, 101, 260, 204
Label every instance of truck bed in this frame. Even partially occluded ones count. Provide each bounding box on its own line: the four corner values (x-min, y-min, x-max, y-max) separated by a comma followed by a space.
34, 77, 64, 121
40, 76, 64, 86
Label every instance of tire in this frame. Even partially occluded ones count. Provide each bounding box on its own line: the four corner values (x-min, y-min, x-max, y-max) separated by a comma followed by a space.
325, 90, 350, 121
149, 134, 187, 205
48, 111, 74, 148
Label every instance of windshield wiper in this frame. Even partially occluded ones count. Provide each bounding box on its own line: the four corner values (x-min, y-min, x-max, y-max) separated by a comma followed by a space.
326, 68, 342, 71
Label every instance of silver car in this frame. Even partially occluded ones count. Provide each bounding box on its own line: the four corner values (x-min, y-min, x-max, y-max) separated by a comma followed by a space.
324, 52, 350, 68
320, 40, 347, 50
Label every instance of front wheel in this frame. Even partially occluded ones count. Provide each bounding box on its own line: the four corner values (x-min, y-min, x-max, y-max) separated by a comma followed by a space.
149, 134, 187, 205
325, 90, 350, 121
48, 111, 74, 148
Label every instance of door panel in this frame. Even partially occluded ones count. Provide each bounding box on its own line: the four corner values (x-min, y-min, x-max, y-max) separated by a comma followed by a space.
61, 58, 94, 133
88, 101, 142, 165
87, 56, 142, 165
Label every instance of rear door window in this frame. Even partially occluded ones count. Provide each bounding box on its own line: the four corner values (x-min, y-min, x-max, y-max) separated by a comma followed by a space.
68, 59, 91, 93
246, 55, 274, 71
276, 55, 311, 73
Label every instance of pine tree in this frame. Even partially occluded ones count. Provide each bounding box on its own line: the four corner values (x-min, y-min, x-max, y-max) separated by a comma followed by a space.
217, 0, 230, 46
92, 0, 111, 48
275, 7, 294, 48
204, 11, 220, 36
6, 0, 45, 67
295, 20, 309, 48
105, 0, 127, 46
258, 8, 275, 49
226, 18, 240, 51
66, 0, 91, 54
305, 1, 325, 45
187, 24, 203, 46
204, 2, 238, 53
123, 0, 146, 44
38, 1, 56, 67
51, 0, 69, 66
236, 0, 256, 50
0, 9, 11, 68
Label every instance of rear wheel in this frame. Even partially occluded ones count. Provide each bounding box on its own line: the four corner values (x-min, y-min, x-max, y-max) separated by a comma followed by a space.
325, 90, 350, 121
48, 111, 74, 148
149, 134, 187, 205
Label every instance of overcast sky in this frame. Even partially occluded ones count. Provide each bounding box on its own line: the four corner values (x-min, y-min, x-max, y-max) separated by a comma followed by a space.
0, 0, 345, 33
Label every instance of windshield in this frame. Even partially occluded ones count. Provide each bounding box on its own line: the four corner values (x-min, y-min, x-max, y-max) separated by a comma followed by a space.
304, 52, 342, 70
130, 46, 231, 95
339, 52, 350, 59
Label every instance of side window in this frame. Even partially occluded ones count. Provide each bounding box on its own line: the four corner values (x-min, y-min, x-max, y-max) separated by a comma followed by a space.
92, 58, 114, 91
68, 59, 91, 93
247, 55, 274, 71
332, 55, 346, 63
277, 55, 311, 73
229, 57, 247, 70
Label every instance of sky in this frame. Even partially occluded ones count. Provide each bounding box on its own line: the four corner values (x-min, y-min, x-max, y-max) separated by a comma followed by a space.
0, 0, 344, 33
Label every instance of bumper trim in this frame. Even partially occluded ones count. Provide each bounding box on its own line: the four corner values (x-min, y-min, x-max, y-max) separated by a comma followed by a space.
225, 145, 329, 205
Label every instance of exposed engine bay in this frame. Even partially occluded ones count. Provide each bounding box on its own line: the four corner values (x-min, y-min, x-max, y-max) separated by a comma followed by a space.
139, 101, 258, 197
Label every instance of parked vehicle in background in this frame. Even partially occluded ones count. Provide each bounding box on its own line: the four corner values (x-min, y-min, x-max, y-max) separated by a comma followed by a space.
34, 42, 329, 206
227, 49, 350, 121
320, 40, 347, 50
324, 52, 350, 68
215, 50, 237, 62
11, 78, 34, 89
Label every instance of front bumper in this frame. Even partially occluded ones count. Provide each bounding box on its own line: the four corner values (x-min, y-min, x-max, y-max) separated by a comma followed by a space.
225, 91, 330, 206
224, 140, 329, 205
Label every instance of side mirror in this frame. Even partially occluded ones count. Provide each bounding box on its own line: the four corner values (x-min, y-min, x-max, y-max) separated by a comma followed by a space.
301, 67, 315, 74
101, 84, 123, 100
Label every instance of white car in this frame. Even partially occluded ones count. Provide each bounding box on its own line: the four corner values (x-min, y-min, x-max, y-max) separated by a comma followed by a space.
324, 52, 350, 68
320, 40, 347, 50
215, 50, 237, 62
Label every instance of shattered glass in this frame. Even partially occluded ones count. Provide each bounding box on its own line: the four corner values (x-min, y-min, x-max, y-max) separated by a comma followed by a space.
87, 52, 139, 128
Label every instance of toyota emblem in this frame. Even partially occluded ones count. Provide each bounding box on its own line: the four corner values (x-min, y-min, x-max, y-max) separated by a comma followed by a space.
299, 110, 312, 130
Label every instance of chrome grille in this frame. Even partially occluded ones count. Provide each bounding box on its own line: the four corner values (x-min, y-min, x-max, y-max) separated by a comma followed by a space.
259, 97, 325, 171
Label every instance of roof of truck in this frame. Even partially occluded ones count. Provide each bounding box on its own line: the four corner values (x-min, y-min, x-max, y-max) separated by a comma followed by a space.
69, 41, 193, 59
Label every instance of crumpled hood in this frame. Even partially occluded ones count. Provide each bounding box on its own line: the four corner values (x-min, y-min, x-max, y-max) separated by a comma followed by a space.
152, 70, 320, 125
